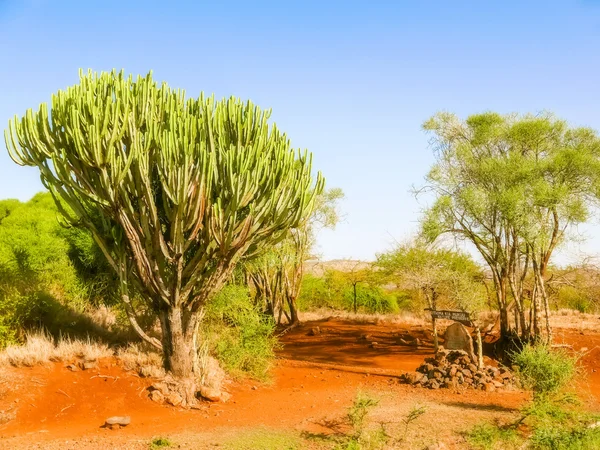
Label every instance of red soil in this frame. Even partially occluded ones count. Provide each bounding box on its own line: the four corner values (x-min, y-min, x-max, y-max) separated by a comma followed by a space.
0, 319, 597, 449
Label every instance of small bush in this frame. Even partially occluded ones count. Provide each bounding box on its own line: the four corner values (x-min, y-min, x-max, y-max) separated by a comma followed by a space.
529, 422, 600, 449
223, 429, 300, 450
556, 286, 594, 314
466, 423, 522, 450
202, 285, 278, 380
343, 285, 399, 314
150, 437, 172, 449
348, 391, 379, 437
512, 345, 578, 398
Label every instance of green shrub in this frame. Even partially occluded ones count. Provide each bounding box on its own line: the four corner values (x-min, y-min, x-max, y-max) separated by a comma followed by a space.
202, 285, 278, 380
466, 423, 522, 450
557, 286, 593, 314
343, 285, 399, 314
298, 273, 400, 314
150, 437, 173, 449
512, 345, 578, 399
348, 391, 379, 437
223, 429, 301, 450
0, 193, 129, 348
298, 273, 347, 311
0, 194, 87, 347
529, 422, 600, 450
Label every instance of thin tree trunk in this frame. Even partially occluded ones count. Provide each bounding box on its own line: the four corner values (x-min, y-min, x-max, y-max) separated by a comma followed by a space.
288, 297, 300, 326
353, 283, 357, 313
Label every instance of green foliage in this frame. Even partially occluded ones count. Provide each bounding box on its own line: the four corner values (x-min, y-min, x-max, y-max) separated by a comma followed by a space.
557, 286, 593, 313
6, 69, 324, 374
0, 194, 87, 347
202, 285, 278, 380
512, 345, 578, 399
343, 284, 399, 314
529, 420, 600, 449
376, 242, 484, 314
467, 400, 600, 450
348, 392, 379, 437
336, 391, 388, 450
297, 272, 400, 314
522, 398, 600, 449
223, 429, 301, 450
421, 111, 600, 339
149, 437, 173, 449
466, 423, 522, 450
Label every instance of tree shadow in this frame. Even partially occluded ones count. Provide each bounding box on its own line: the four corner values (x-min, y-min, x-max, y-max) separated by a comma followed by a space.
441, 400, 519, 413
23, 291, 137, 345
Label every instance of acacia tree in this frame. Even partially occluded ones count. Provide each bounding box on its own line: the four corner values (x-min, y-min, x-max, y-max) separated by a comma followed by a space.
245, 188, 343, 325
4, 70, 324, 393
376, 242, 484, 354
420, 112, 600, 343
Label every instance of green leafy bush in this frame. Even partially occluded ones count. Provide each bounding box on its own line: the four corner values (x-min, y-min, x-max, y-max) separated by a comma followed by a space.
0, 193, 127, 348
202, 285, 278, 380
557, 286, 593, 314
343, 285, 399, 314
466, 423, 522, 450
512, 345, 578, 399
0, 194, 88, 347
298, 273, 400, 314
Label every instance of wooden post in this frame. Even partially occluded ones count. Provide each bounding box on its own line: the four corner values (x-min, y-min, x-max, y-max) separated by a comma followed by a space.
432, 316, 439, 354
475, 326, 484, 370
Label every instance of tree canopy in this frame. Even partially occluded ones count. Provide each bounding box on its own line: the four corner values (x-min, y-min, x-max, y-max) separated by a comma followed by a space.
4, 70, 324, 392
420, 111, 600, 341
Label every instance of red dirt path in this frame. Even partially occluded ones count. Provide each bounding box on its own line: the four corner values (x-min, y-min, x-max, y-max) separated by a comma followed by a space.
0, 319, 597, 449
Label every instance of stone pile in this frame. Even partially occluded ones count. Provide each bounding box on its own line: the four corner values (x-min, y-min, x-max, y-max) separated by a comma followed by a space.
401, 349, 517, 391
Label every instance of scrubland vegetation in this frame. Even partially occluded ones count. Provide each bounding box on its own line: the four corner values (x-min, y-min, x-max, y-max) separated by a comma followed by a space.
2, 70, 600, 449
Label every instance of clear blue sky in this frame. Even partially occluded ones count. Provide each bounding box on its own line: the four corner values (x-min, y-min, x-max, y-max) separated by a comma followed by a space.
1, 0, 600, 263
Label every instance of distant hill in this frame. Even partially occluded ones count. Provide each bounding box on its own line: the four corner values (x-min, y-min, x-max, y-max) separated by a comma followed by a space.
304, 260, 371, 276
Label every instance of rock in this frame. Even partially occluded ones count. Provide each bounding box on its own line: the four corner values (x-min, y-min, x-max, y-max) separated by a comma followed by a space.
402, 372, 423, 385
66, 364, 79, 372
412, 338, 421, 347
199, 386, 226, 402
444, 323, 475, 361
483, 383, 496, 392
166, 393, 183, 407
308, 327, 321, 336
81, 360, 98, 371
150, 382, 170, 396
369, 342, 379, 349
149, 390, 164, 403
360, 334, 372, 341
105, 416, 130, 429
449, 365, 458, 377
430, 380, 440, 389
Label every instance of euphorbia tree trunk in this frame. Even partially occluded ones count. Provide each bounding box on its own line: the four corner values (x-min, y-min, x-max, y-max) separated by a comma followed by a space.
159, 308, 197, 377
5, 69, 324, 392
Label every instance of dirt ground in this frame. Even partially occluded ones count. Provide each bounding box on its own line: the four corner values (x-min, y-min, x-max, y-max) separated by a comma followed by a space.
0, 318, 598, 449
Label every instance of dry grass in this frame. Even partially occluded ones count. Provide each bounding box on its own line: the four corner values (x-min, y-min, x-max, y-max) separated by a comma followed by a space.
550, 309, 600, 331
299, 309, 427, 326
0, 331, 113, 367
117, 343, 165, 378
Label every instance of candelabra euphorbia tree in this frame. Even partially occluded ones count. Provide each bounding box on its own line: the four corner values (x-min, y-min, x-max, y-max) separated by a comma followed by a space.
4, 70, 324, 393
